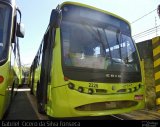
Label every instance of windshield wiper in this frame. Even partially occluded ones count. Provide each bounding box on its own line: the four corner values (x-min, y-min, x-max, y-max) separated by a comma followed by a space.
101, 29, 113, 63
116, 29, 123, 63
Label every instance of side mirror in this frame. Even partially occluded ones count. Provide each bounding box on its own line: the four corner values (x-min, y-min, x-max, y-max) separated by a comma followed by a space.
50, 9, 62, 28
16, 23, 25, 38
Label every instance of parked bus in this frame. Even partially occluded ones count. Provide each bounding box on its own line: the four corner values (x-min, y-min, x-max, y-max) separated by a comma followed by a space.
30, 1, 145, 118
0, 0, 24, 119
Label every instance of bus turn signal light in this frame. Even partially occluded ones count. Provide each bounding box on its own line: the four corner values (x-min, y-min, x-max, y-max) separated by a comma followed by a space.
0, 76, 4, 84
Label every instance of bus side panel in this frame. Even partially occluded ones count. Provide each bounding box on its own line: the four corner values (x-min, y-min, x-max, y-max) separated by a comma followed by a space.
46, 28, 69, 116
0, 60, 14, 119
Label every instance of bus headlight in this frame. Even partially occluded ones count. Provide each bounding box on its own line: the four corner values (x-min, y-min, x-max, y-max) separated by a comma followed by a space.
78, 87, 83, 93
68, 83, 75, 89
128, 88, 132, 93
88, 88, 93, 94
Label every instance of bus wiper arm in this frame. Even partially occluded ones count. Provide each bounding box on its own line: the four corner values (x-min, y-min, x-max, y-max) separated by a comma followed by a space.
116, 29, 123, 62
96, 28, 107, 57
102, 29, 113, 62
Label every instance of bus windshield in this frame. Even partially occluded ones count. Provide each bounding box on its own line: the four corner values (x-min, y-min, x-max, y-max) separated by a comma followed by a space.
0, 3, 11, 61
61, 21, 140, 72
61, 4, 141, 82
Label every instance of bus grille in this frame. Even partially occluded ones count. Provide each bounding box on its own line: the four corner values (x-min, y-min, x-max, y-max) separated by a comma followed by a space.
75, 101, 138, 111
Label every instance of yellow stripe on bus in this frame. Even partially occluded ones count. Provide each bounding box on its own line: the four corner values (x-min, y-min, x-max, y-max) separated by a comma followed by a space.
154, 58, 160, 68
156, 85, 160, 92
152, 37, 160, 44
156, 98, 160, 105
155, 71, 160, 80
153, 46, 160, 56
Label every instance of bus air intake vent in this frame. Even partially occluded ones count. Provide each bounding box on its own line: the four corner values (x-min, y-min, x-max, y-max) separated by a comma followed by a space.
75, 101, 138, 111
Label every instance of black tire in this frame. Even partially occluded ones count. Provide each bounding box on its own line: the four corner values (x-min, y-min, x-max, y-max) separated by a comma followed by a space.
36, 81, 46, 114
37, 102, 46, 114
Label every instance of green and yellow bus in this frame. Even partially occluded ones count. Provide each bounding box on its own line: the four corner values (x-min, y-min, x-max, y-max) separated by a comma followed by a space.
0, 0, 24, 119
30, 1, 145, 118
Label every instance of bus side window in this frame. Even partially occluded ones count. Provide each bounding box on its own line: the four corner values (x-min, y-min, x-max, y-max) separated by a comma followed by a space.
48, 27, 56, 82
0, 11, 3, 44
0, 29, 2, 43
39, 43, 43, 65
13, 42, 16, 58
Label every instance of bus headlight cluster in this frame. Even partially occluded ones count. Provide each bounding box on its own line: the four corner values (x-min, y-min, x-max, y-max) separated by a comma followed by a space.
68, 83, 94, 94
127, 84, 142, 93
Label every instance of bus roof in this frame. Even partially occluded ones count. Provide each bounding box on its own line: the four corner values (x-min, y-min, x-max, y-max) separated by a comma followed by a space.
60, 1, 130, 25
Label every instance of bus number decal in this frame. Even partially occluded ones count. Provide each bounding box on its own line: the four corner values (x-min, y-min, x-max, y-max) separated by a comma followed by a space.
89, 83, 98, 88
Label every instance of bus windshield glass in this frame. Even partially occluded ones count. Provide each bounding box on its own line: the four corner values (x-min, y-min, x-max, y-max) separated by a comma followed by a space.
0, 3, 11, 61
61, 4, 141, 82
